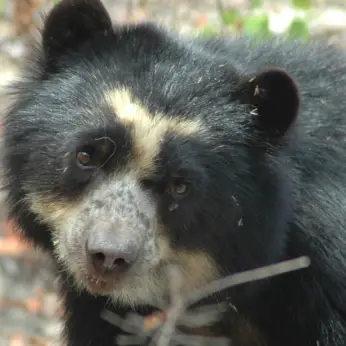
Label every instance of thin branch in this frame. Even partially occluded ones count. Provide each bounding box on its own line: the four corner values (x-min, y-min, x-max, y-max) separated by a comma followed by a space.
103, 256, 311, 346
185, 256, 310, 307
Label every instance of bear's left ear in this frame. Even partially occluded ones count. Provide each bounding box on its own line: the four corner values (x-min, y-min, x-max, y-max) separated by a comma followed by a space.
237, 68, 300, 141
42, 0, 112, 67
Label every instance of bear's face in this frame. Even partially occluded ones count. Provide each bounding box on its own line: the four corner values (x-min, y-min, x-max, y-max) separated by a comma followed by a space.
30, 87, 219, 307
5, 0, 300, 307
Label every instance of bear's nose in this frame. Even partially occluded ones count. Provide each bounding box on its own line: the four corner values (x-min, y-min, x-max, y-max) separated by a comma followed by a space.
86, 229, 138, 277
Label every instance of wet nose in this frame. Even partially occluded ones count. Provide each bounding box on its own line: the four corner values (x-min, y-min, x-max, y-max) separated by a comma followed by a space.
86, 230, 138, 276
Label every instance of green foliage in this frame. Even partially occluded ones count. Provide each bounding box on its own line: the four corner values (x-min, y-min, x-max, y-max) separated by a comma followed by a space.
292, 0, 312, 10
243, 13, 270, 37
200, 26, 219, 37
220, 8, 241, 27
200, 0, 314, 40
287, 17, 309, 40
251, 0, 263, 10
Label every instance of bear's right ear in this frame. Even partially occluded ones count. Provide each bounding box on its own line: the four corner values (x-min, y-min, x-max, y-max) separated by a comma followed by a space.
235, 68, 300, 143
42, 0, 112, 66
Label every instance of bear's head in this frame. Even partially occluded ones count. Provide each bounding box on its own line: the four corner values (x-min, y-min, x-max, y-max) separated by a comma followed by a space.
4, 0, 300, 308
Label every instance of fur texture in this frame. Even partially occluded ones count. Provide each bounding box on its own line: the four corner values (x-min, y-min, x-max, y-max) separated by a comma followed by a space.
3, 0, 346, 345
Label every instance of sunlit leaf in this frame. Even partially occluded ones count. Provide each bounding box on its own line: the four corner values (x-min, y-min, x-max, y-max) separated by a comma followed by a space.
292, 0, 312, 10
221, 8, 242, 26
287, 17, 309, 40
251, 0, 263, 9
243, 13, 270, 37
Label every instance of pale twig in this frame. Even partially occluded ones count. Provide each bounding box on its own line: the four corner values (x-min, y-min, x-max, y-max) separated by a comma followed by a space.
103, 256, 310, 346
185, 256, 310, 307
178, 302, 228, 328
149, 265, 184, 346
100, 309, 144, 335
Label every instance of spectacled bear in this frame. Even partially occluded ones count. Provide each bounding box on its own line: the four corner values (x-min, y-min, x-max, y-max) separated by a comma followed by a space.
3, 0, 346, 345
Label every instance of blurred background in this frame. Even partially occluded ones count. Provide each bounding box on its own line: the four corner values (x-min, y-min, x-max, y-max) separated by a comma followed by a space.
0, 0, 346, 345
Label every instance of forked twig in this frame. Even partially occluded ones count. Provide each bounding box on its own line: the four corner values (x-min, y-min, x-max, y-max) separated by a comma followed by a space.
102, 256, 310, 346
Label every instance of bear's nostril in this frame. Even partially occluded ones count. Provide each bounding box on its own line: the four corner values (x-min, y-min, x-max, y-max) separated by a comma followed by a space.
94, 252, 105, 263
113, 258, 126, 267
88, 251, 132, 274
85, 228, 139, 276
85, 233, 138, 276
88, 250, 131, 275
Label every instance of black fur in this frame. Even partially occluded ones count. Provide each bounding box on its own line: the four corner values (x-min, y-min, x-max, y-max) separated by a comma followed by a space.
3, 0, 346, 345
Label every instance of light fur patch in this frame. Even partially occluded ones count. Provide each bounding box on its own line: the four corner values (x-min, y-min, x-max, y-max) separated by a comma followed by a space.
109, 248, 219, 308
174, 249, 219, 293
27, 193, 82, 228
29, 194, 219, 298
105, 88, 204, 175
116, 233, 220, 307
28, 192, 220, 309
106, 231, 219, 308
158, 233, 219, 294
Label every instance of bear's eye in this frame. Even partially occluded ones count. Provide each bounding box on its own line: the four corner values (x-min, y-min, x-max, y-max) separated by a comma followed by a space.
168, 178, 190, 198
76, 151, 92, 168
